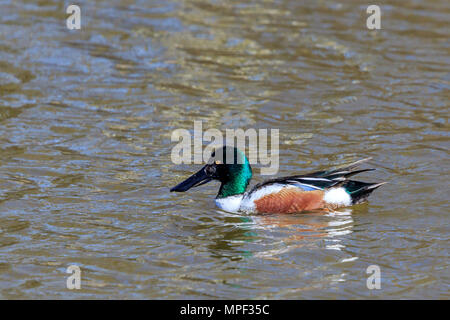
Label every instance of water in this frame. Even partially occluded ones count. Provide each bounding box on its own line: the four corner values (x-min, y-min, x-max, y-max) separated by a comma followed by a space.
0, 0, 448, 299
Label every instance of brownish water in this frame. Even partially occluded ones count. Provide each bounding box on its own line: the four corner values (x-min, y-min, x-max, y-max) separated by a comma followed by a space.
0, 0, 449, 299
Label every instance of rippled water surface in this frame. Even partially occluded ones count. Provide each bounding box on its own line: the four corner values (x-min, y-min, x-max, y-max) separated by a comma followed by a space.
0, 0, 449, 299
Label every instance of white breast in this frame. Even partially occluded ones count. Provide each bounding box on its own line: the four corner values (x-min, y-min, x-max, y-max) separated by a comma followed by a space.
215, 195, 244, 213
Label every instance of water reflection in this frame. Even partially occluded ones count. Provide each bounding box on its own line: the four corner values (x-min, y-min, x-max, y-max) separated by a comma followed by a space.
206, 209, 354, 261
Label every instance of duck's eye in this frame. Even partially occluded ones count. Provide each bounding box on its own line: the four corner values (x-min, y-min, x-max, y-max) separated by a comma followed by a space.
205, 164, 216, 175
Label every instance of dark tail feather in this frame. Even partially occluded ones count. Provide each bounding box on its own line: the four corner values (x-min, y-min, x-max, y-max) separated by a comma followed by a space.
326, 157, 372, 175
344, 181, 387, 204
328, 168, 375, 181
307, 158, 373, 179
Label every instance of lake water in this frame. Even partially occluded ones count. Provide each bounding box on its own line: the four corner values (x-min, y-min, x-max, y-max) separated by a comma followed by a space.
0, 0, 448, 299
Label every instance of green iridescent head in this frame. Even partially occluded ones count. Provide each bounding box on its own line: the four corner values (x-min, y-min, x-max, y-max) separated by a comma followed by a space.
170, 146, 253, 198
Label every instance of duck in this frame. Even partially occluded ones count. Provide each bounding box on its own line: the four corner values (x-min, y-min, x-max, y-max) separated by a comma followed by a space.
170, 146, 385, 214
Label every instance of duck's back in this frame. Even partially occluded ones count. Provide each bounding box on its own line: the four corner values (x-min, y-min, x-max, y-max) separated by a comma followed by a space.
238, 158, 384, 214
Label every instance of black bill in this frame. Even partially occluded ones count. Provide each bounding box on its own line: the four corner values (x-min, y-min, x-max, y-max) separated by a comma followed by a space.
170, 166, 213, 192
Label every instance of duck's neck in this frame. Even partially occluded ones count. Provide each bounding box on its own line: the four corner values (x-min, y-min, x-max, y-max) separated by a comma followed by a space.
217, 180, 248, 198
216, 165, 252, 199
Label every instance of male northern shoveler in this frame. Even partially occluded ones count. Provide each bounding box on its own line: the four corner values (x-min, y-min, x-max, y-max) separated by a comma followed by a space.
170, 146, 385, 214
